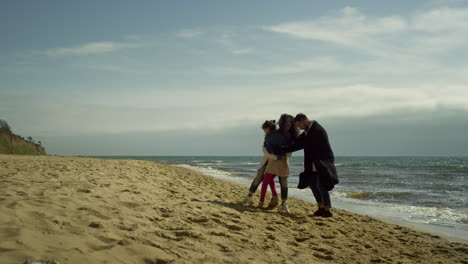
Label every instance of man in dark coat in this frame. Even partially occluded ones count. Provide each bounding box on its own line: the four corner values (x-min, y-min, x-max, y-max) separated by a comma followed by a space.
275, 113, 339, 217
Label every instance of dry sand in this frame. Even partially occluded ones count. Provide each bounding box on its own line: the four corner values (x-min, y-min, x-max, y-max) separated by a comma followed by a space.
1, 154, 467, 264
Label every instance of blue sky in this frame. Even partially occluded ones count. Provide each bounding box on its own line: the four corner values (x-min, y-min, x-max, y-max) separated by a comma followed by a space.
2, 0, 468, 156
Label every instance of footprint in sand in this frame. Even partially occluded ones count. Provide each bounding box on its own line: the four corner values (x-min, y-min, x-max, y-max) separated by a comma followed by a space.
187, 216, 210, 224
295, 237, 310, 242
117, 222, 139, 231
321, 234, 336, 239
174, 230, 204, 239
210, 231, 231, 238
0, 227, 21, 241
142, 239, 165, 249
288, 241, 299, 247
119, 201, 144, 212
156, 232, 183, 241
88, 243, 115, 251
78, 207, 112, 220
143, 257, 173, 264
313, 253, 334, 261
117, 239, 131, 246
224, 223, 243, 231
88, 221, 104, 229
6, 201, 17, 208
217, 243, 231, 252
314, 221, 330, 227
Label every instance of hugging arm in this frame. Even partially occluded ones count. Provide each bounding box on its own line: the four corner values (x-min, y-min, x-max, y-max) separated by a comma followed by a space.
262, 146, 278, 160
263, 136, 274, 154
275, 134, 306, 154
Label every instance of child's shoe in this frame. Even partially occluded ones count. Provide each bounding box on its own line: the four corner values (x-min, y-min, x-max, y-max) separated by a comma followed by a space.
258, 202, 265, 208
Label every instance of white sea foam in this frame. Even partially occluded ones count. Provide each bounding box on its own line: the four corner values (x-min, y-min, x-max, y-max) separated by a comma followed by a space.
329, 192, 468, 225
176, 164, 249, 184
395, 205, 468, 225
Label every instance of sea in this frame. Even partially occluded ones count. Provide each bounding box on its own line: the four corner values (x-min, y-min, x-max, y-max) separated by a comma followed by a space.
93, 155, 468, 241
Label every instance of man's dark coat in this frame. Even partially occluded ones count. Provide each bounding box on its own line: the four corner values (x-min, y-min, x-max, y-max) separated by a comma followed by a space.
279, 121, 339, 191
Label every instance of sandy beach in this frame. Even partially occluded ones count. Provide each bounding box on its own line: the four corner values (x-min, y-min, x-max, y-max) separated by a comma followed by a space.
0, 154, 467, 264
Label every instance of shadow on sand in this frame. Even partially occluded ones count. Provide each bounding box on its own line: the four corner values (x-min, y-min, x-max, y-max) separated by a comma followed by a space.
192, 199, 305, 219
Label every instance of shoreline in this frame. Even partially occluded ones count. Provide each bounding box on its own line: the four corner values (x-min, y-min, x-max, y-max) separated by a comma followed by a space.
1, 154, 467, 264
173, 162, 468, 243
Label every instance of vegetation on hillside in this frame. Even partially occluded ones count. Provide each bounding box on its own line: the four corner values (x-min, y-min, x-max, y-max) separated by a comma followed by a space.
0, 119, 46, 155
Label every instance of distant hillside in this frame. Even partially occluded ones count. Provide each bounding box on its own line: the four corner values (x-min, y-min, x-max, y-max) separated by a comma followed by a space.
0, 120, 47, 155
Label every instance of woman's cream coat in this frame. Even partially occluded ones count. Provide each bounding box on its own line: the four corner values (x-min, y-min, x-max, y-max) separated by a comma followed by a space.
259, 146, 291, 177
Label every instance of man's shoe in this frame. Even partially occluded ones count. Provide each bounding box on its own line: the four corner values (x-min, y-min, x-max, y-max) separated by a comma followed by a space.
241, 194, 254, 205
267, 196, 279, 209
258, 202, 265, 208
321, 210, 333, 218
312, 208, 324, 217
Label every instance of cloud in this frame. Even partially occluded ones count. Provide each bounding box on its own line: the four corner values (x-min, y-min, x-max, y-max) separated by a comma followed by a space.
264, 6, 468, 57
267, 84, 468, 118
44, 41, 129, 56
84, 64, 148, 74
177, 29, 203, 38
214, 31, 257, 55
5, 5, 468, 141
204, 56, 343, 75
4, 81, 468, 137
230, 48, 256, 55
44, 39, 156, 56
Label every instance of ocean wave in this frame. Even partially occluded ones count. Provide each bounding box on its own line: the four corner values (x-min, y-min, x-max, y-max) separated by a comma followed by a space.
335, 191, 412, 200
191, 160, 223, 163
334, 163, 468, 169
331, 191, 468, 225
175, 164, 241, 180
395, 205, 468, 224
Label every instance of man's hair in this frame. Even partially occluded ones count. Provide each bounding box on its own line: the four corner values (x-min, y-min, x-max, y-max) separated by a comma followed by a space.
294, 113, 308, 122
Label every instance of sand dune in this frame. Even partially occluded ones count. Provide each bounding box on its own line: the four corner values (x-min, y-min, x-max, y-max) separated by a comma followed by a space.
0, 154, 467, 264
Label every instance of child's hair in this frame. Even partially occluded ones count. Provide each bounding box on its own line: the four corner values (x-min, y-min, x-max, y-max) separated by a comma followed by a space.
261, 120, 277, 131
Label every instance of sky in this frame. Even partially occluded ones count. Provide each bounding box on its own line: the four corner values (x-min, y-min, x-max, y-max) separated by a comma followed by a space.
1, 0, 468, 156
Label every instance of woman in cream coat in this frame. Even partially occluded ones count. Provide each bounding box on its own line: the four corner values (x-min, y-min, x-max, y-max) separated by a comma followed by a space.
242, 115, 297, 212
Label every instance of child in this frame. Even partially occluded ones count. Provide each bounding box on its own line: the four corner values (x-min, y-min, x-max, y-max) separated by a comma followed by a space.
258, 120, 280, 208
259, 115, 296, 212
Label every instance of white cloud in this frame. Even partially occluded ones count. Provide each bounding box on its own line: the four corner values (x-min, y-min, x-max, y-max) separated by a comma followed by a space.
84, 64, 142, 74
204, 57, 343, 75
44, 39, 156, 56
231, 48, 256, 55
177, 29, 203, 38
45, 41, 129, 56
265, 6, 468, 57
6, 6, 468, 137
214, 31, 257, 55
6, 80, 467, 136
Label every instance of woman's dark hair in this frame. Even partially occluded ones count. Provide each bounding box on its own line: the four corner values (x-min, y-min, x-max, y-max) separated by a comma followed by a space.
279, 114, 299, 139
261, 120, 276, 131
